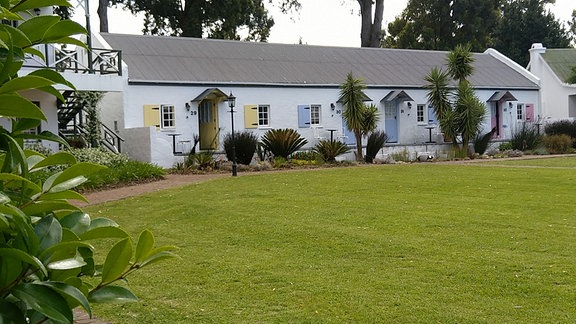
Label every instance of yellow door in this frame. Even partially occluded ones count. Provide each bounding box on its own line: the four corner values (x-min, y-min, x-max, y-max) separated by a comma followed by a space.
198, 100, 219, 150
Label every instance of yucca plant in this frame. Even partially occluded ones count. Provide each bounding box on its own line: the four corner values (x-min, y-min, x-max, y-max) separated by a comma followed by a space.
365, 131, 388, 163
473, 129, 495, 155
260, 128, 308, 159
223, 131, 258, 165
314, 140, 350, 162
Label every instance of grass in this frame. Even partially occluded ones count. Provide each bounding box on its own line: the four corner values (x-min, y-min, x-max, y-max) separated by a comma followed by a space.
86, 158, 576, 323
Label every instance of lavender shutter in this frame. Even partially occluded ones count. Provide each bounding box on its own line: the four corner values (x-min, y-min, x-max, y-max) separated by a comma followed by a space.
298, 105, 311, 128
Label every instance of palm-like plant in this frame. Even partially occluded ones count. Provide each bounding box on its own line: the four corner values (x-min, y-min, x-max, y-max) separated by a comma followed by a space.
340, 72, 368, 161
260, 128, 308, 159
365, 130, 388, 163
455, 81, 486, 149
447, 44, 474, 84
313, 140, 350, 162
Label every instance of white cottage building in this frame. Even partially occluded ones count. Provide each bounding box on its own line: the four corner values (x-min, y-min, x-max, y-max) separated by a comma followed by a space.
96, 33, 540, 168
527, 43, 576, 121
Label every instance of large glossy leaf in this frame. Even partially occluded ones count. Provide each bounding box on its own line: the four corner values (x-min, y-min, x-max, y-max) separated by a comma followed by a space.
0, 248, 47, 277
101, 237, 132, 284
29, 69, 75, 90
23, 46, 44, 60
47, 252, 87, 270
134, 230, 154, 264
59, 211, 90, 236
21, 201, 79, 216
80, 226, 129, 241
48, 162, 106, 192
43, 20, 87, 43
88, 285, 138, 304
39, 241, 93, 264
34, 215, 62, 252
36, 85, 65, 102
17, 130, 68, 147
12, 283, 73, 323
0, 94, 46, 120
0, 172, 41, 192
39, 190, 88, 203
37, 281, 91, 317
12, 117, 41, 134
11, 0, 71, 13
0, 191, 10, 204
138, 251, 178, 269
0, 75, 55, 94
0, 300, 25, 323
88, 217, 119, 229
0, 24, 31, 48
48, 36, 88, 49
0, 130, 28, 175
29, 151, 76, 171
16, 15, 60, 43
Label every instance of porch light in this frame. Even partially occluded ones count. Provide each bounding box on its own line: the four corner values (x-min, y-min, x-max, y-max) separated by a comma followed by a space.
227, 93, 237, 177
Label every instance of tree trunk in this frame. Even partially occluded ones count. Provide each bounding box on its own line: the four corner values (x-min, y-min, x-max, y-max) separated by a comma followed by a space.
98, 0, 109, 32
181, 0, 204, 37
358, 0, 384, 47
355, 131, 363, 161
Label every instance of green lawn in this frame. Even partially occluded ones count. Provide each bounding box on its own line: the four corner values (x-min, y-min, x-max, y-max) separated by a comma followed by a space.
87, 158, 576, 323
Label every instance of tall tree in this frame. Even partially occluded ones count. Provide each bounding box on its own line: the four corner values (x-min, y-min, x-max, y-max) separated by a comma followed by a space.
383, 0, 500, 51
493, 0, 571, 67
358, 0, 384, 47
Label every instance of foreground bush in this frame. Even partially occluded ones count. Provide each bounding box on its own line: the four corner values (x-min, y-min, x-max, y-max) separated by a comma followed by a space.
543, 134, 574, 154
260, 128, 307, 159
0, 2, 175, 323
223, 131, 257, 165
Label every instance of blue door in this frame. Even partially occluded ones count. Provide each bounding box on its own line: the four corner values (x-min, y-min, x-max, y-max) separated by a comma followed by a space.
341, 118, 356, 145
385, 102, 398, 142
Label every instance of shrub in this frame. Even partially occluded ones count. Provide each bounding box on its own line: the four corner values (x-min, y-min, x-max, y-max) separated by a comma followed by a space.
186, 151, 215, 170
314, 140, 350, 162
223, 131, 258, 165
260, 128, 308, 159
543, 134, 574, 154
291, 150, 318, 161
69, 147, 129, 167
499, 142, 513, 151
473, 129, 495, 155
80, 160, 166, 190
365, 131, 388, 163
510, 123, 541, 151
544, 120, 576, 148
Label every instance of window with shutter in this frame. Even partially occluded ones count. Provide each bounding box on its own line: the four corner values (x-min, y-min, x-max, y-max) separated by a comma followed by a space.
244, 105, 258, 129
143, 104, 160, 128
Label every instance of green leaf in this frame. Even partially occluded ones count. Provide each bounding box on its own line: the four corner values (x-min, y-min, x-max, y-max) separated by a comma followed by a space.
47, 176, 88, 193
138, 251, 178, 268
134, 229, 154, 264
59, 211, 90, 236
88, 285, 138, 304
29, 69, 75, 90
89, 217, 119, 229
11, 0, 72, 13
0, 24, 31, 48
0, 75, 55, 94
16, 15, 60, 43
39, 190, 88, 203
39, 240, 93, 264
36, 85, 65, 102
0, 191, 10, 204
29, 151, 76, 171
46, 36, 89, 50
42, 20, 87, 43
37, 281, 91, 318
21, 201, 80, 216
47, 252, 87, 270
0, 248, 47, 277
0, 172, 41, 192
101, 237, 132, 284
34, 215, 62, 252
48, 162, 106, 191
17, 130, 69, 147
12, 283, 73, 323
0, 300, 26, 323
12, 117, 41, 133
23, 46, 44, 60
0, 94, 46, 120
80, 226, 129, 241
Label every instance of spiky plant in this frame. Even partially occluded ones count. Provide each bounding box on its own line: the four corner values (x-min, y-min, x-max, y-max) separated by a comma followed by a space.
223, 131, 258, 165
473, 129, 495, 155
365, 131, 388, 163
260, 128, 308, 159
313, 140, 350, 162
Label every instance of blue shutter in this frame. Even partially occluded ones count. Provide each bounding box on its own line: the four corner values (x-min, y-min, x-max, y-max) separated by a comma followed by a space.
298, 105, 311, 128
427, 105, 438, 125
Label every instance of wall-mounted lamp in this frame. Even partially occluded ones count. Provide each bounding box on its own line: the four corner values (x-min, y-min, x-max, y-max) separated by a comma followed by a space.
330, 103, 335, 110
509, 102, 513, 109
185, 102, 191, 111
407, 102, 412, 109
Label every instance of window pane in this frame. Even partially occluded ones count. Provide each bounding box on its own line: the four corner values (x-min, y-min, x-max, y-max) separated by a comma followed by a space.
417, 104, 425, 123
310, 105, 320, 125
258, 105, 269, 126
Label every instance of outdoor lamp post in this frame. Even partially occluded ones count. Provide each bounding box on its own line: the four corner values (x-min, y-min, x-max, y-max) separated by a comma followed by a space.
228, 93, 237, 176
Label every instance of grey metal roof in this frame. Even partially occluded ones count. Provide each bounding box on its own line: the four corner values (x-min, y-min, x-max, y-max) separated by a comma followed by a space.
101, 33, 538, 89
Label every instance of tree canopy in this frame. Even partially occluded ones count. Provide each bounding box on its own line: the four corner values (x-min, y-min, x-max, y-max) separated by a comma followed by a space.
384, 0, 573, 66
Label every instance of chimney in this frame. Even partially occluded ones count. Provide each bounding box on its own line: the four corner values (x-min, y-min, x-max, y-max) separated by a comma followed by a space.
528, 43, 546, 71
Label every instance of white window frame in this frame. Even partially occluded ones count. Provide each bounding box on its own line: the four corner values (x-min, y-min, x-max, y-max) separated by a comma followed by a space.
416, 104, 425, 124
310, 104, 321, 126
161, 104, 175, 129
516, 103, 525, 121
258, 105, 270, 127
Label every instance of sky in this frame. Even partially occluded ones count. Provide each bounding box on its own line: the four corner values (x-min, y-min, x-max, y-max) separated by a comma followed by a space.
82, 0, 575, 48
